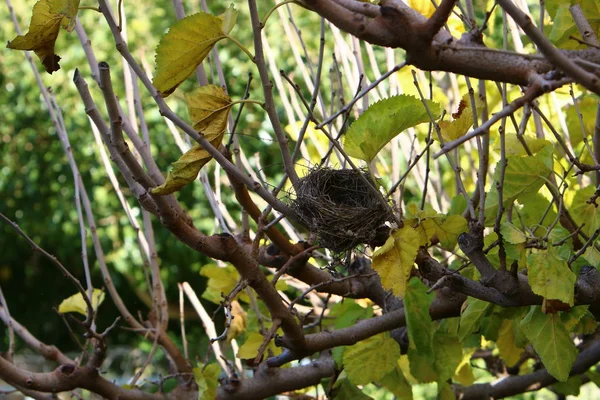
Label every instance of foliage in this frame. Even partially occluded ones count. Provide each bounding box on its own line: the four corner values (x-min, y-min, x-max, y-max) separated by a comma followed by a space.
2, 0, 600, 399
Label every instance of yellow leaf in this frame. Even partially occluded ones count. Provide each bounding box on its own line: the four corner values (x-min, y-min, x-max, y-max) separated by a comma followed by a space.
372, 226, 422, 298
186, 85, 232, 136
153, 7, 237, 96
438, 94, 484, 142
236, 332, 281, 359
418, 214, 468, 249
152, 85, 232, 195
496, 319, 524, 366
219, 5, 238, 35
6, 0, 80, 73
453, 348, 476, 386
409, 0, 435, 17
227, 300, 247, 342
58, 289, 104, 316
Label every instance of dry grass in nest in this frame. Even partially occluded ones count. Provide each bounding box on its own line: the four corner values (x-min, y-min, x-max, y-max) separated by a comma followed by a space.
291, 168, 393, 253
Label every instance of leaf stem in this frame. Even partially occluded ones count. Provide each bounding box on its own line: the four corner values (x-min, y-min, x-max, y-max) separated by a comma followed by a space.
78, 6, 101, 12
261, 0, 300, 27
225, 35, 255, 62
231, 99, 265, 108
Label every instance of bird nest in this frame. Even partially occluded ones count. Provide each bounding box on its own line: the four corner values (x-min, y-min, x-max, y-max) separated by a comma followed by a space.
291, 168, 393, 253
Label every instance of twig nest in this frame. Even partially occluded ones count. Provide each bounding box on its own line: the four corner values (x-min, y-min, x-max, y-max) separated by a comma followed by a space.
291, 168, 393, 253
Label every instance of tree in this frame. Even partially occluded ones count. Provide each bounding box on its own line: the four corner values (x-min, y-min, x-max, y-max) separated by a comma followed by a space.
2, 0, 600, 398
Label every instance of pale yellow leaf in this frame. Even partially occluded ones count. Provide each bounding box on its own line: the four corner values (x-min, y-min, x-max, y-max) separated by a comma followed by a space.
227, 300, 247, 341
152, 85, 232, 195
58, 289, 104, 316
372, 226, 422, 298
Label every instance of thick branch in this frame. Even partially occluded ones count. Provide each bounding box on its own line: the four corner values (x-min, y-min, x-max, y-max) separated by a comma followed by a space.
216, 355, 335, 400
302, 0, 600, 87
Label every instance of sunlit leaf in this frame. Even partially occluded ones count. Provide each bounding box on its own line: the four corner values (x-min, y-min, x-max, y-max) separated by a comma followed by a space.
419, 214, 467, 249
500, 222, 527, 244
58, 288, 104, 316
548, 1, 600, 49
372, 226, 422, 298
485, 145, 553, 222
572, 186, 600, 237
227, 300, 247, 341
194, 363, 220, 400
343, 333, 400, 385
408, 0, 435, 17
438, 93, 484, 142
6, 0, 80, 73
565, 96, 598, 147
520, 306, 577, 382
344, 95, 441, 162
527, 246, 576, 306
236, 332, 281, 359
152, 85, 232, 195
498, 134, 552, 157
200, 264, 249, 305
153, 6, 237, 96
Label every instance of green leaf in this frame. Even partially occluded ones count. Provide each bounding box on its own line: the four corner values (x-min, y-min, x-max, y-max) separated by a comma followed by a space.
372, 226, 422, 298
200, 264, 249, 305
332, 376, 374, 400
519, 306, 578, 382
438, 381, 456, 400
343, 333, 401, 385
58, 289, 104, 316
432, 331, 462, 381
153, 6, 237, 96
152, 85, 232, 195
6, 0, 80, 73
343, 95, 441, 162
497, 134, 552, 157
527, 246, 576, 306
458, 298, 491, 341
404, 279, 435, 354
583, 245, 600, 267
404, 279, 437, 382
565, 96, 599, 147
438, 93, 484, 142
548, 1, 600, 49
485, 145, 553, 222
572, 186, 600, 237
327, 300, 373, 329
379, 361, 413, 399
500, 222, 527, 244
552, 376, 582, 396
193, 363, 220, 400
